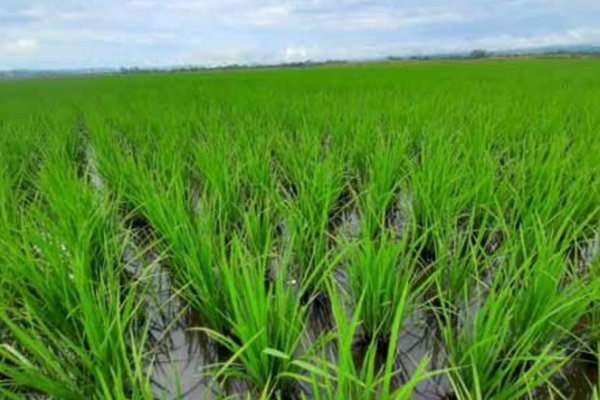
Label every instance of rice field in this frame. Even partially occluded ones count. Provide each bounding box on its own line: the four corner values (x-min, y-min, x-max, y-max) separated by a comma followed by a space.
1, 58, 599, 399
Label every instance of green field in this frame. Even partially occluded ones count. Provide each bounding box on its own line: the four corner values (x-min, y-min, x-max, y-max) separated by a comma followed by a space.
1, 59, 599, 399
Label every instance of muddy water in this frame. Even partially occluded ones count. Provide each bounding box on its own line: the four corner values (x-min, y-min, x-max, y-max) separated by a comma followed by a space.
86, 142, 212, 400
146, 266, 211, 399
121, 242, 215, 400
559, 358, 598, 400
399, 311, 452, 399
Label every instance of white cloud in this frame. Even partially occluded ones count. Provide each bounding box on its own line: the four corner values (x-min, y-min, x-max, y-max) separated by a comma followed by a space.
83, 31, 176, 45
1, 38, 39, 54
314, 27, 600, 60
177, 46, 267, 66
164, 1, 215, 13
1, 0, 599, 69
56, 11, 87, 21
282, 46, 319, 62
175, 44, 322, 67
240, 4, 294, 26
19, 6, 45, 18
124, 0, 158, 8
466, 28, 600, 51
325, 11, 467, 31
233, 4, 469, 30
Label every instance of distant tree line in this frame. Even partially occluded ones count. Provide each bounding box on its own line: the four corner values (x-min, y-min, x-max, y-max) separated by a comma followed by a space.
118, 59, 349, 75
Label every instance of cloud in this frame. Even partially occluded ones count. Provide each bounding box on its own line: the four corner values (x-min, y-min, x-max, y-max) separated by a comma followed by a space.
231, 3, 470, 31
1, 38, 39, 54
0, 0, 599, 69
175, 44, 323, 67
176, 45, 268, 66
18, 6, 45, 19
241, 4, 293, 26
458, 28, 600, 52
282, 46, 320, 62
325, 11, 467, 31
56, 11, 87, 22
314, 27, 600, 60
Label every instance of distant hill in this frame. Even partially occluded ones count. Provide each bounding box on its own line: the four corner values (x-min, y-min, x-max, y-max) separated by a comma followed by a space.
391, 44, 600, 60
495, 43, 600, 56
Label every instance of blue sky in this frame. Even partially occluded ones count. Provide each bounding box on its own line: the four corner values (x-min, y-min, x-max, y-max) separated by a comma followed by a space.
1, 0, 599, 70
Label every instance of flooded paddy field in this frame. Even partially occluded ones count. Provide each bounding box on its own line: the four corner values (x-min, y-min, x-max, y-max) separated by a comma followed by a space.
1, 58, 600, 399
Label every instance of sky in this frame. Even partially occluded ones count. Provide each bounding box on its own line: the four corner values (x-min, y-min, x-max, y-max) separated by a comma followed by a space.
1, 0, 600, 70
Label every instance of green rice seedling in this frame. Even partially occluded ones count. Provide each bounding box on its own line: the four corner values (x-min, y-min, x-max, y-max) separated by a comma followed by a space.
297, 281, 430, 400
199, 237, 314, 398
357, 131, 408, 240
343, 229, 429, 351
440, 290, 561, 400
237, 136, 280, 259
431, 208, 502, 308
192, 133, 245, 238
241, 199, 277, 262
0, 159, 16, 383
0, 123, 47, 385
439, 221, 598, 400
2, 58, 600, 399
0, 139, 154, 399
89, 125, 234, 334
587, 259, 600, 369
596, 346, 600, 400
0, 119, 52, 207
274, 143, 346, 295
494, 108, 600, 257
405, 126, 499, 295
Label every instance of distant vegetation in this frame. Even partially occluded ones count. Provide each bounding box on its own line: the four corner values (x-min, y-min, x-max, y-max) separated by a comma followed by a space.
2, 44, 599, 79
469, 49, 490, 58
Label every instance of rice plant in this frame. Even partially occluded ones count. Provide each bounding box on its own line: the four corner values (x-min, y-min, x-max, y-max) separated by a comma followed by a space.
1, 58, 599, 399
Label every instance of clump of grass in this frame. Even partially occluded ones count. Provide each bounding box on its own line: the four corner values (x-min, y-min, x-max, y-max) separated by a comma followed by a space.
0, 140, 153, 399
439, 222, 600, 399
90, 127, 233, 334
273, 133, 345, 296
298, 281, 430, 400
344, 230, 428, 351
199, 237, 315, 398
